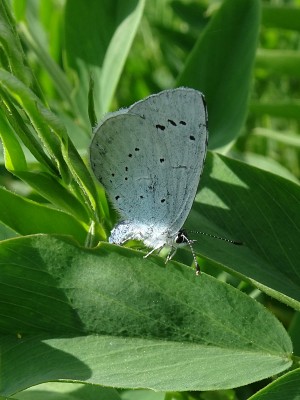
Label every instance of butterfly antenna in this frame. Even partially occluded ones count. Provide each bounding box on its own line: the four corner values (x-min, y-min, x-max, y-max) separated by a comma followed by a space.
188, 230, 243, 246
180, 231, 201, 276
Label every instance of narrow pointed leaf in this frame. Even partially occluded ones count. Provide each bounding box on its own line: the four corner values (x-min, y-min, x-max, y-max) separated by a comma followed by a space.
64, 0, 145, 120
177, 0, 260, 148
0, 188, 87, 242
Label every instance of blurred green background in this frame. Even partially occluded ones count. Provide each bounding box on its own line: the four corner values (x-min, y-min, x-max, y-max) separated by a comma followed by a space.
3, 0, 300, 180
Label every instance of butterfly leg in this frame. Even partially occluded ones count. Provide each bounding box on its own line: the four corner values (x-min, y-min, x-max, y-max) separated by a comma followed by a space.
165, 246, 177, 264
144, 244, 164, 259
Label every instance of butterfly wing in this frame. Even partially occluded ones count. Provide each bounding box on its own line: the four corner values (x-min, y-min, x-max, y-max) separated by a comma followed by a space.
90, 88, 208, 244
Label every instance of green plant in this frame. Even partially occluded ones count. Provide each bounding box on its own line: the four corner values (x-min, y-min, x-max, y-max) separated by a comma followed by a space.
0, 0, 300, 399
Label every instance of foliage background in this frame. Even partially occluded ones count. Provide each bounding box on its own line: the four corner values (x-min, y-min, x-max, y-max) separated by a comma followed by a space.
0, 0, 300, 399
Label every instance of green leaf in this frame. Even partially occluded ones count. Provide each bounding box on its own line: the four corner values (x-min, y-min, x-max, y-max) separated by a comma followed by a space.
88, 76, 97, 129
0, 221, 17, 240
64, 140, 106, 226
0, 187, 87, 243
0, 109, 27, 171
11, 0, 26, 21
13, 382, 121, 400
0, 0, 32, 87
177, 0, 260, 149
0, 107, 88, 222
0, 235, 292, 396
0, 69, 104, 225
18, 3, 78, 116
248, 368, 300, 400
0, 91, 57, 174
289, 312, 300, 356
230, 151, 298, 183
64, 0, 146, 121
0, 102, 91, 224
15, 171, 90, 223
185, 153, 300, 310
0, 69, 70, 180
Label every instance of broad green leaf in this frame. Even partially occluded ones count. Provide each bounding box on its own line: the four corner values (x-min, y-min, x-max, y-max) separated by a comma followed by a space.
14, 382, 121, 400
0, 235, 292, 396
185, 153, 300, 310
64, 0, 146, 121
0, 187, 87, 243
248, 368, 300, 400
177, 0, 260, 149
229, 151, 298, 183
